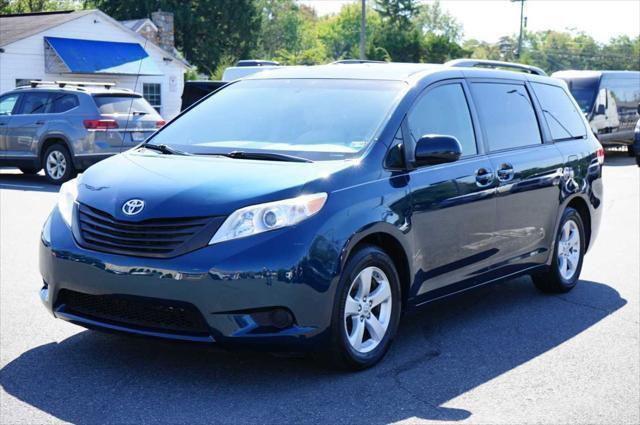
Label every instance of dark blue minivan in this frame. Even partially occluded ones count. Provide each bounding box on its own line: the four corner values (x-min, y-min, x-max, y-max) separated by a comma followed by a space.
40, 61, 604, 369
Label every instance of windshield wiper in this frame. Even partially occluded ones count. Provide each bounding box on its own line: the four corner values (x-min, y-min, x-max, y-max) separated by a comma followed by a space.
142, 143, 191, 156
208, 151, 313, 163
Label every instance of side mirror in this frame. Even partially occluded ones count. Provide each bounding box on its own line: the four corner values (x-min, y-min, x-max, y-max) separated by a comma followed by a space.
596, 104, 606, 115
636, 103, 640, 115
414, 134, 462, 166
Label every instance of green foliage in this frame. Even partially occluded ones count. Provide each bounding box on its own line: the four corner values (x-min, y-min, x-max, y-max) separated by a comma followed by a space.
84, 0, 261, 75
3, 0, 638, 75
210, 55, 236, 80
0, 0, 81, 13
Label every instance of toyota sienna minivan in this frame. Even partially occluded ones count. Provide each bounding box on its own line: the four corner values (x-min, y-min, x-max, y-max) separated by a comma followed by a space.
39, 61, 603, 369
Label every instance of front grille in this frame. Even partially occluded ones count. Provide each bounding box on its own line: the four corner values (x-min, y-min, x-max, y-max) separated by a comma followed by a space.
57, 290, 209, 335
76, 203, 223, 258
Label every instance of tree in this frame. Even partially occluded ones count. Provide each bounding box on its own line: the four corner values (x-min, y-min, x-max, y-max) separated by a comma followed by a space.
1, 0, 80, 13
372, 0, 425, 62
414, 0, 462, 43
85, 0, 261, 75
254, 0, 327, 65
317, 3, 384, 61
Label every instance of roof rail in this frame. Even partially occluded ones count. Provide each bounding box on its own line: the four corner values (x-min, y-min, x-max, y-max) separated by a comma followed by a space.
331, 59, 387, 65
445, 59, 547, 76
29, 80, 116, 89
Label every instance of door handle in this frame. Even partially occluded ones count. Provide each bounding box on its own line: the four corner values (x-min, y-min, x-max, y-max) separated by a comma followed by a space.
496, 163, 515, 182
0, 122, 6, 126
34, 120, 45, 125
475, 168, 494, 188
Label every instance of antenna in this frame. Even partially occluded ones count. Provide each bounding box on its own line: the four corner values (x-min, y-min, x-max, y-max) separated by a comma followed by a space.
123, 37, 150, 146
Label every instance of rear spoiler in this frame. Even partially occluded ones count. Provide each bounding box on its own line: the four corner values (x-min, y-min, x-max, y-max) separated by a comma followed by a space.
445, 59, 547, 76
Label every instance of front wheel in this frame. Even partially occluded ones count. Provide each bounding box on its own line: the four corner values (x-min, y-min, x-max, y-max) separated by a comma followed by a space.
326, 245, 401, 370
532, 207, 585, 293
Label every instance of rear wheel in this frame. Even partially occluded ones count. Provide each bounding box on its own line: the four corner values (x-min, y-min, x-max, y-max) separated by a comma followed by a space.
532, 207, 585, 293
627, 145, 636, 157
43, 144, 75, 184
19, 166, 40, 175
326, 245, 401, 370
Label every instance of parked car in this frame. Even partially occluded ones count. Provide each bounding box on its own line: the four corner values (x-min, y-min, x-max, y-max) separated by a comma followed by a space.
40, 60, 603, 370
552, 70, 640, 156
181, 80, 227, 111
221, 59, 281, 81
0, 81, 164, 183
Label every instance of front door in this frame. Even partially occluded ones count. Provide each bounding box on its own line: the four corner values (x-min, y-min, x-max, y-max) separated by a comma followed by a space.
406, 81, 498, 300
469, 80, 565, 271
0, 93, 21, 160
5, 91, 52, 159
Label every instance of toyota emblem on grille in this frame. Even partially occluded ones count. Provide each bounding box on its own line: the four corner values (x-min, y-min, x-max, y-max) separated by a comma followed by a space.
122, 199, 145, 216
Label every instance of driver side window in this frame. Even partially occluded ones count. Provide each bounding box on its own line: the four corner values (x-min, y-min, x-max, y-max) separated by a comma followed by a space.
407, 84, 477, 157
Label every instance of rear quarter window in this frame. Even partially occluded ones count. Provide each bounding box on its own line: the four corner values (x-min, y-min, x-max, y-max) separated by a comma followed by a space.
531, 82, 587, 141
50, 93, 79, 113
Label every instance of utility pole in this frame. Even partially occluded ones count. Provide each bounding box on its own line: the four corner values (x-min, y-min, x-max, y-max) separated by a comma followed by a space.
512, 0, 526, 59
360, 0, 366, 60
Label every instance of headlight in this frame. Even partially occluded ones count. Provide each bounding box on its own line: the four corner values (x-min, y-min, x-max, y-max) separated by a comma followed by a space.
57, 178, 79, 227
209, 193, 327, 244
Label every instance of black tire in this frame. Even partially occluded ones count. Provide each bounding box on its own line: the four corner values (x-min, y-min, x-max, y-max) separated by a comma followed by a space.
19, 166, 40, 175
627, 145, 636, 157
532, 207, 585, 293
325, 245, 402, 370
42, 144, 76, 184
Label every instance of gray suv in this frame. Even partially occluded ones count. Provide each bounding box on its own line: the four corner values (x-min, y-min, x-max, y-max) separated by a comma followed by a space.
0, 81, 164, 183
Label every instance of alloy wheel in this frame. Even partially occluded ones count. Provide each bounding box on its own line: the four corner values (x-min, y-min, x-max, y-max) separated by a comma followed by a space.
46, 150, 67, 180
557, 219, 581, 280
344, 266, 393, 354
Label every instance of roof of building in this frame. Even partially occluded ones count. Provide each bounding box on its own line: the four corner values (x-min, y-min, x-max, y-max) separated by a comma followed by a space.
120, 18, 158, 33
0, 10, 93, 47
0, 9, 190, 68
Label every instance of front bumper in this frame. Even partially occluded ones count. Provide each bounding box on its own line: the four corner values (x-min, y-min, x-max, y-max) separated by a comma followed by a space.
39, 208, 339, 349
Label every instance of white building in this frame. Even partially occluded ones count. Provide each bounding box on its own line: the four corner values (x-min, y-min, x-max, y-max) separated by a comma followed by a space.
0, 9, 190, 119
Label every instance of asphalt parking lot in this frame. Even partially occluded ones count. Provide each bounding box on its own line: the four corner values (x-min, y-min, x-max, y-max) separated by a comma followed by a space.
1, 152, 638, 425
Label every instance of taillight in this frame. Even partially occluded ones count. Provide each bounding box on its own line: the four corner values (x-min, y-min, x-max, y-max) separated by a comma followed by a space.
596, 146, 605, 165
156, 120, 166, 128
83, 119, 118, 130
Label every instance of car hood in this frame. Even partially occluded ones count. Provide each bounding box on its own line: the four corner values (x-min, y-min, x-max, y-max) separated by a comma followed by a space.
78, 151, 353, 220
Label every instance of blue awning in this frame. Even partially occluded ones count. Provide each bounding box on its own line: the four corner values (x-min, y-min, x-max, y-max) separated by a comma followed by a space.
44, 36, 163, 76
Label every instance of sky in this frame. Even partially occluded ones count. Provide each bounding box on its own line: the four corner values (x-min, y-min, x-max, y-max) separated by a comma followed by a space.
298, 0, 640, 43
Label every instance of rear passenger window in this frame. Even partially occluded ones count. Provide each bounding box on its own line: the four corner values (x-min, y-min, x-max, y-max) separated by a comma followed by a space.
531, 83, 586, 141
408, 84, 477, 156
471, 83, 541, 151
17, 92, 52, 114
50, 94, 79, 113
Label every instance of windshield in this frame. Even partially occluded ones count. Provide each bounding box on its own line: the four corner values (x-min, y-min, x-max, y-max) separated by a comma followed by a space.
561, 77, 600, 114
149, 79, 405, 160
93, 95, 158, 115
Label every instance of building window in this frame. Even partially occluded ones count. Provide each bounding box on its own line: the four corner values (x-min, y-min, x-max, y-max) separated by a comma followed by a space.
143, 83, 162, 113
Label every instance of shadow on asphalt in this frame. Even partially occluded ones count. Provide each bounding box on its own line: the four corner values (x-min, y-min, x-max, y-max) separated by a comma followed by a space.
0, 277, 626, 424
0, 171, 59, 193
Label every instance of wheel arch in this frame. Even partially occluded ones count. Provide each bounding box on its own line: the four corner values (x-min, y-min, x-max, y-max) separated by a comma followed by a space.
38, 135, 73, 166
566, 196, 592, 251
340, 224, 412, 310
